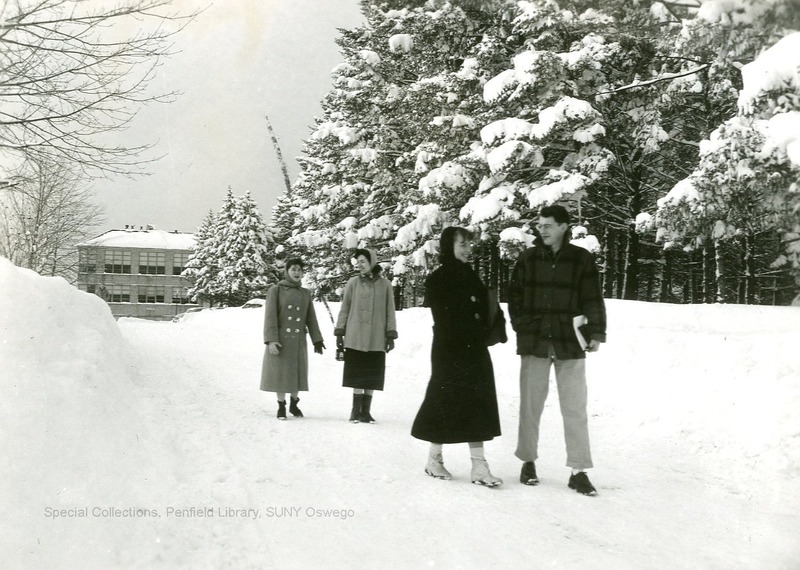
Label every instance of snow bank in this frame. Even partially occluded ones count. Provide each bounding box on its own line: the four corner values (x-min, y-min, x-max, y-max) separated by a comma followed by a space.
0, 257, 167, 567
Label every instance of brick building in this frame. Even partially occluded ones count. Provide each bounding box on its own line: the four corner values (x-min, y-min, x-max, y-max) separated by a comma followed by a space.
76, 226, 199, 320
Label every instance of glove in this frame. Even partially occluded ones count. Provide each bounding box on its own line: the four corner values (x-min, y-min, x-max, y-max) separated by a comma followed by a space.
314, 341, 326, 354
336, 336, 344, 350
385, 338, 395, 353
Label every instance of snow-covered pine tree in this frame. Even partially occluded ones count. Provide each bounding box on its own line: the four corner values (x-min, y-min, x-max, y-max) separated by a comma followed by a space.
183, 209, 218, 306
282, 1, 509, 298
209, 190, 275, 306
448, 1, 625, 288
627, 0, 800, 304
655, 27, 800, 303
359, 3, 510, 282
186, 189, 276, 307
279, 16, 387, 297
275, 0, 798, 304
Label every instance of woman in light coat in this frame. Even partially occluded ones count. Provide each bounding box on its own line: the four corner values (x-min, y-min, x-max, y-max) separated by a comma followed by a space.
260, 258, 325, 419
335, 248, 398, 423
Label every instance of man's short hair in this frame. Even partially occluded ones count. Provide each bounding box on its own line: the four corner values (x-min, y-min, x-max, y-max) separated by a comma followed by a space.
539, 204, 570, 225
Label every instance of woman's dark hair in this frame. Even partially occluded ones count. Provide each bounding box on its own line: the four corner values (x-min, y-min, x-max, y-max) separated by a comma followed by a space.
439, 226, 473, 264
354, 248, 372, 265
354, 248, 382, 275
285, 257, 305, 271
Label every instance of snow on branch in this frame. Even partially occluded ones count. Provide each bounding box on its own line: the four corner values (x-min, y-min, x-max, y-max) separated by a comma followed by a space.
392, 204, 445, 251
598, 64, 711, 96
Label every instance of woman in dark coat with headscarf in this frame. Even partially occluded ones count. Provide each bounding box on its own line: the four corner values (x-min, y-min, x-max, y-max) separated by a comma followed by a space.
411, 227, 503, 487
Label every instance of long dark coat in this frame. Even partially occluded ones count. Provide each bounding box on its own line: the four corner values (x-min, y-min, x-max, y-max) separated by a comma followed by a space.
260, 280, 323, 393
411, 260, 501, 444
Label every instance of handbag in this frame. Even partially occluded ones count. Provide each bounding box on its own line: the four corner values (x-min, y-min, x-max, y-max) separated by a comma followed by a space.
335, 335, 345, 361
486, 288, 508, 346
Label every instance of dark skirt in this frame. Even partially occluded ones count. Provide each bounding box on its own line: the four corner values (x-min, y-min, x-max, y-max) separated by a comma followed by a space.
342, 349, 386, 390
411, 337, 501, 444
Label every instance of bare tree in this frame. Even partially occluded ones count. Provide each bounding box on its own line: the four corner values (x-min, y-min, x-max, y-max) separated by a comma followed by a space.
0, 157, 103, 280
0, 0, 197, 177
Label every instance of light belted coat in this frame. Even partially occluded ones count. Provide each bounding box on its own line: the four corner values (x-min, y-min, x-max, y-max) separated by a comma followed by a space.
335, 273, 398, 352
260, 280, 323, 393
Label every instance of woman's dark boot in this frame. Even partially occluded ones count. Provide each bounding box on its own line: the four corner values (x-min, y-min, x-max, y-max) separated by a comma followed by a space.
277, 400, 287, 420
289, 396, 303, 418
349, 394, 363, 423
360, 394, 376, 424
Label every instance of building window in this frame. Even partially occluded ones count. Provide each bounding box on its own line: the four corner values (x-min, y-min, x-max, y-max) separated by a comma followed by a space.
172, 253, 190, 276
79, 250, 97, 273
86, 285, 96, 294
105, 251, 131, 274
139, 252, 166, 275
172, 287, 191, 304
138, 286, 165, 303
109, 285, 131, 302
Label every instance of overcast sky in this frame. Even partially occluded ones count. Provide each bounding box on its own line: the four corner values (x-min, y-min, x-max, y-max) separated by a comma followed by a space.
94, 0, 363, 234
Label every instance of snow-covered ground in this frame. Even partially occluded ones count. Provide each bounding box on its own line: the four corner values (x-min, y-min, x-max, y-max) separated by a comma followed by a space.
2, 256, 799, 569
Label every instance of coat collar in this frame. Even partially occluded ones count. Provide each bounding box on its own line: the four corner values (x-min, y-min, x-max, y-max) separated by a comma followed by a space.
278, 279, 301, 288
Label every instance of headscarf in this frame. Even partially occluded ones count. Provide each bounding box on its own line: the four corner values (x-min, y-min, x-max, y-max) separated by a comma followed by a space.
354, 248, 381, 276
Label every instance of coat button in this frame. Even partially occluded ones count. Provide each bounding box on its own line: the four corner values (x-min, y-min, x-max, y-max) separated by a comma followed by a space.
474, 313, 480, 319
294, 329, 300, 333
470, 296, 476, 302
288, 304, 293, 308
296, 317, 301, 322
296, 306, 300, 311
286, 328, 291, 332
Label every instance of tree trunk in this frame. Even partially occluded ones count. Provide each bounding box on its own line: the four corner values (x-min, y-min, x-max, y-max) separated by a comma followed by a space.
684, 259, 693, 303
702, 242, 716, 303
490, 241, 500, 291
744, 231, 755, 305
715, 239, 726, 303
602, 227, 615, 298
659, 250, 671, 303
616, 230, 626, 298
622, 224, 640, 300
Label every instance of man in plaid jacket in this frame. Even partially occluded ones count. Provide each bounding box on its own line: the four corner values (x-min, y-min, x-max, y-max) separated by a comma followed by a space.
508, 205, 607, 496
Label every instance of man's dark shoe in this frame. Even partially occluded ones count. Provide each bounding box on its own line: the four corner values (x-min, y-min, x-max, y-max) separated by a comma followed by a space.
520, 461, 539, 486
568, 471, 597, 496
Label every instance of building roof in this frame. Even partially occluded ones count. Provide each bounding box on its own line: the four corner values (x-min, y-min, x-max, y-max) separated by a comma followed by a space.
78, 228, 196, 250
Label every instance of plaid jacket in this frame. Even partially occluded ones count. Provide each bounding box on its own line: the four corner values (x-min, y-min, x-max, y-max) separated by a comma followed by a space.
508, 243, 607, 359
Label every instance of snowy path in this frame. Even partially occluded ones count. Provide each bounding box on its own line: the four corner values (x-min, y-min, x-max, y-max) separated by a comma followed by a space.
111, 301, 799, 569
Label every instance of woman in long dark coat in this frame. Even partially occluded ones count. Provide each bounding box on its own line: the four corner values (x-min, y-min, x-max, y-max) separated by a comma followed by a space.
411, 227, 503, 487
